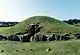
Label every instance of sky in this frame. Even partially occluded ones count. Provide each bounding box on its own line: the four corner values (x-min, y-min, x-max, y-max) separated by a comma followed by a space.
0, 0, 80, 21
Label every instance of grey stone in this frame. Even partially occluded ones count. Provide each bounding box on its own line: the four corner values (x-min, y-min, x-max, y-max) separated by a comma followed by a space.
21, 34, 31, 42
33, 33, 47, 41
47, 34, 56, 41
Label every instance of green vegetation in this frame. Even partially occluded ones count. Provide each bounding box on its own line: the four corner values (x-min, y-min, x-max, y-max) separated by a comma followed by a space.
0, 16, 80, 35
63, 19, 80, 25
0, 21, 19, 27
0, 40, 80, 55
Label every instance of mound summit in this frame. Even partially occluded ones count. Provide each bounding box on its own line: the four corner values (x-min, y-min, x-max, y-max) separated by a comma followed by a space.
0, 16, 80, 35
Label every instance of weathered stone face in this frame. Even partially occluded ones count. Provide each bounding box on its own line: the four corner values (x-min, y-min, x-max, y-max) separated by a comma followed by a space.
13, 35, 20, 41
3, 36, 7, 40
41, 34, 47, 41
60, 33, 71, 40
31, 33, 47, 42
7, 35, 14, 41
34, 34, 41, 41
47, 34, 56, 41
56, 34, 61, 40
21, 34, 31, 42
30, 36, 34, 42
7, 35, 22, 41
27, 23, 42, 36
28, 24, 36, 35
0, 35, 4, 41
74, 33, 80, 39
35, 26, 42, 33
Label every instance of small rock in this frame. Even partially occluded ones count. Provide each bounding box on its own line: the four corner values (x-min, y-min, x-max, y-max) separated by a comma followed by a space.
30, 49, 33, 51
1, 50, 4, 52
23, 49, 25, 51
46, 48, 51, 52
16, 50, 18, 52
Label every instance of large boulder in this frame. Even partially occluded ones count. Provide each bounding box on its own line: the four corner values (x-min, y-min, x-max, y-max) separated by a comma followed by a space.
33, 34, 41, 42
7, 35, 14, 41
74, 33, 80, 39
21, 34, 31, 42
8, 34, 32, 42
56, 34, 61, 40
60, 33, 70, 40
0, 35, 4, 41
39, 34, 47, 41
47, 34, 56, 41
8, 35, 22, 41
31, 33, 47, 42
35, 26, 42, 33
2, 36, 7, 40
13, 35, 21, 41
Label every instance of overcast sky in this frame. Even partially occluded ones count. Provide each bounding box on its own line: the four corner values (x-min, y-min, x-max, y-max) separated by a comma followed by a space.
0, 0, 80, 21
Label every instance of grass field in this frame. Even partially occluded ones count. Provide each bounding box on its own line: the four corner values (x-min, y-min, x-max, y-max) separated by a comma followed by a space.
0, 40, 80, 55
0, 16, 80, 35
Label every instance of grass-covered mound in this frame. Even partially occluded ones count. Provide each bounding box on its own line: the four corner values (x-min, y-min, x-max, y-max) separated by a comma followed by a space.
0, 16, 80, 35
0, 40, 80, 55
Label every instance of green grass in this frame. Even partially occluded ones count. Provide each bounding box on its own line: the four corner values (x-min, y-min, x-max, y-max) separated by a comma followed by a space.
0, 16, 80, 35
0, 40, 80, 55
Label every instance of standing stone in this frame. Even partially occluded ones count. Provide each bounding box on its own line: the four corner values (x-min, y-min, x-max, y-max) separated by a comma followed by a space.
33, 33, 47, 41
47, 34, 56, 41
30, 36, 34, 42
56, 34, 61, 40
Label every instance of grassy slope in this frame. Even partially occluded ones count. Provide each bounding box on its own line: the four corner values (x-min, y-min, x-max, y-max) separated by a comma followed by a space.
0, 16, 80, 35
0, 40, 80, 55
